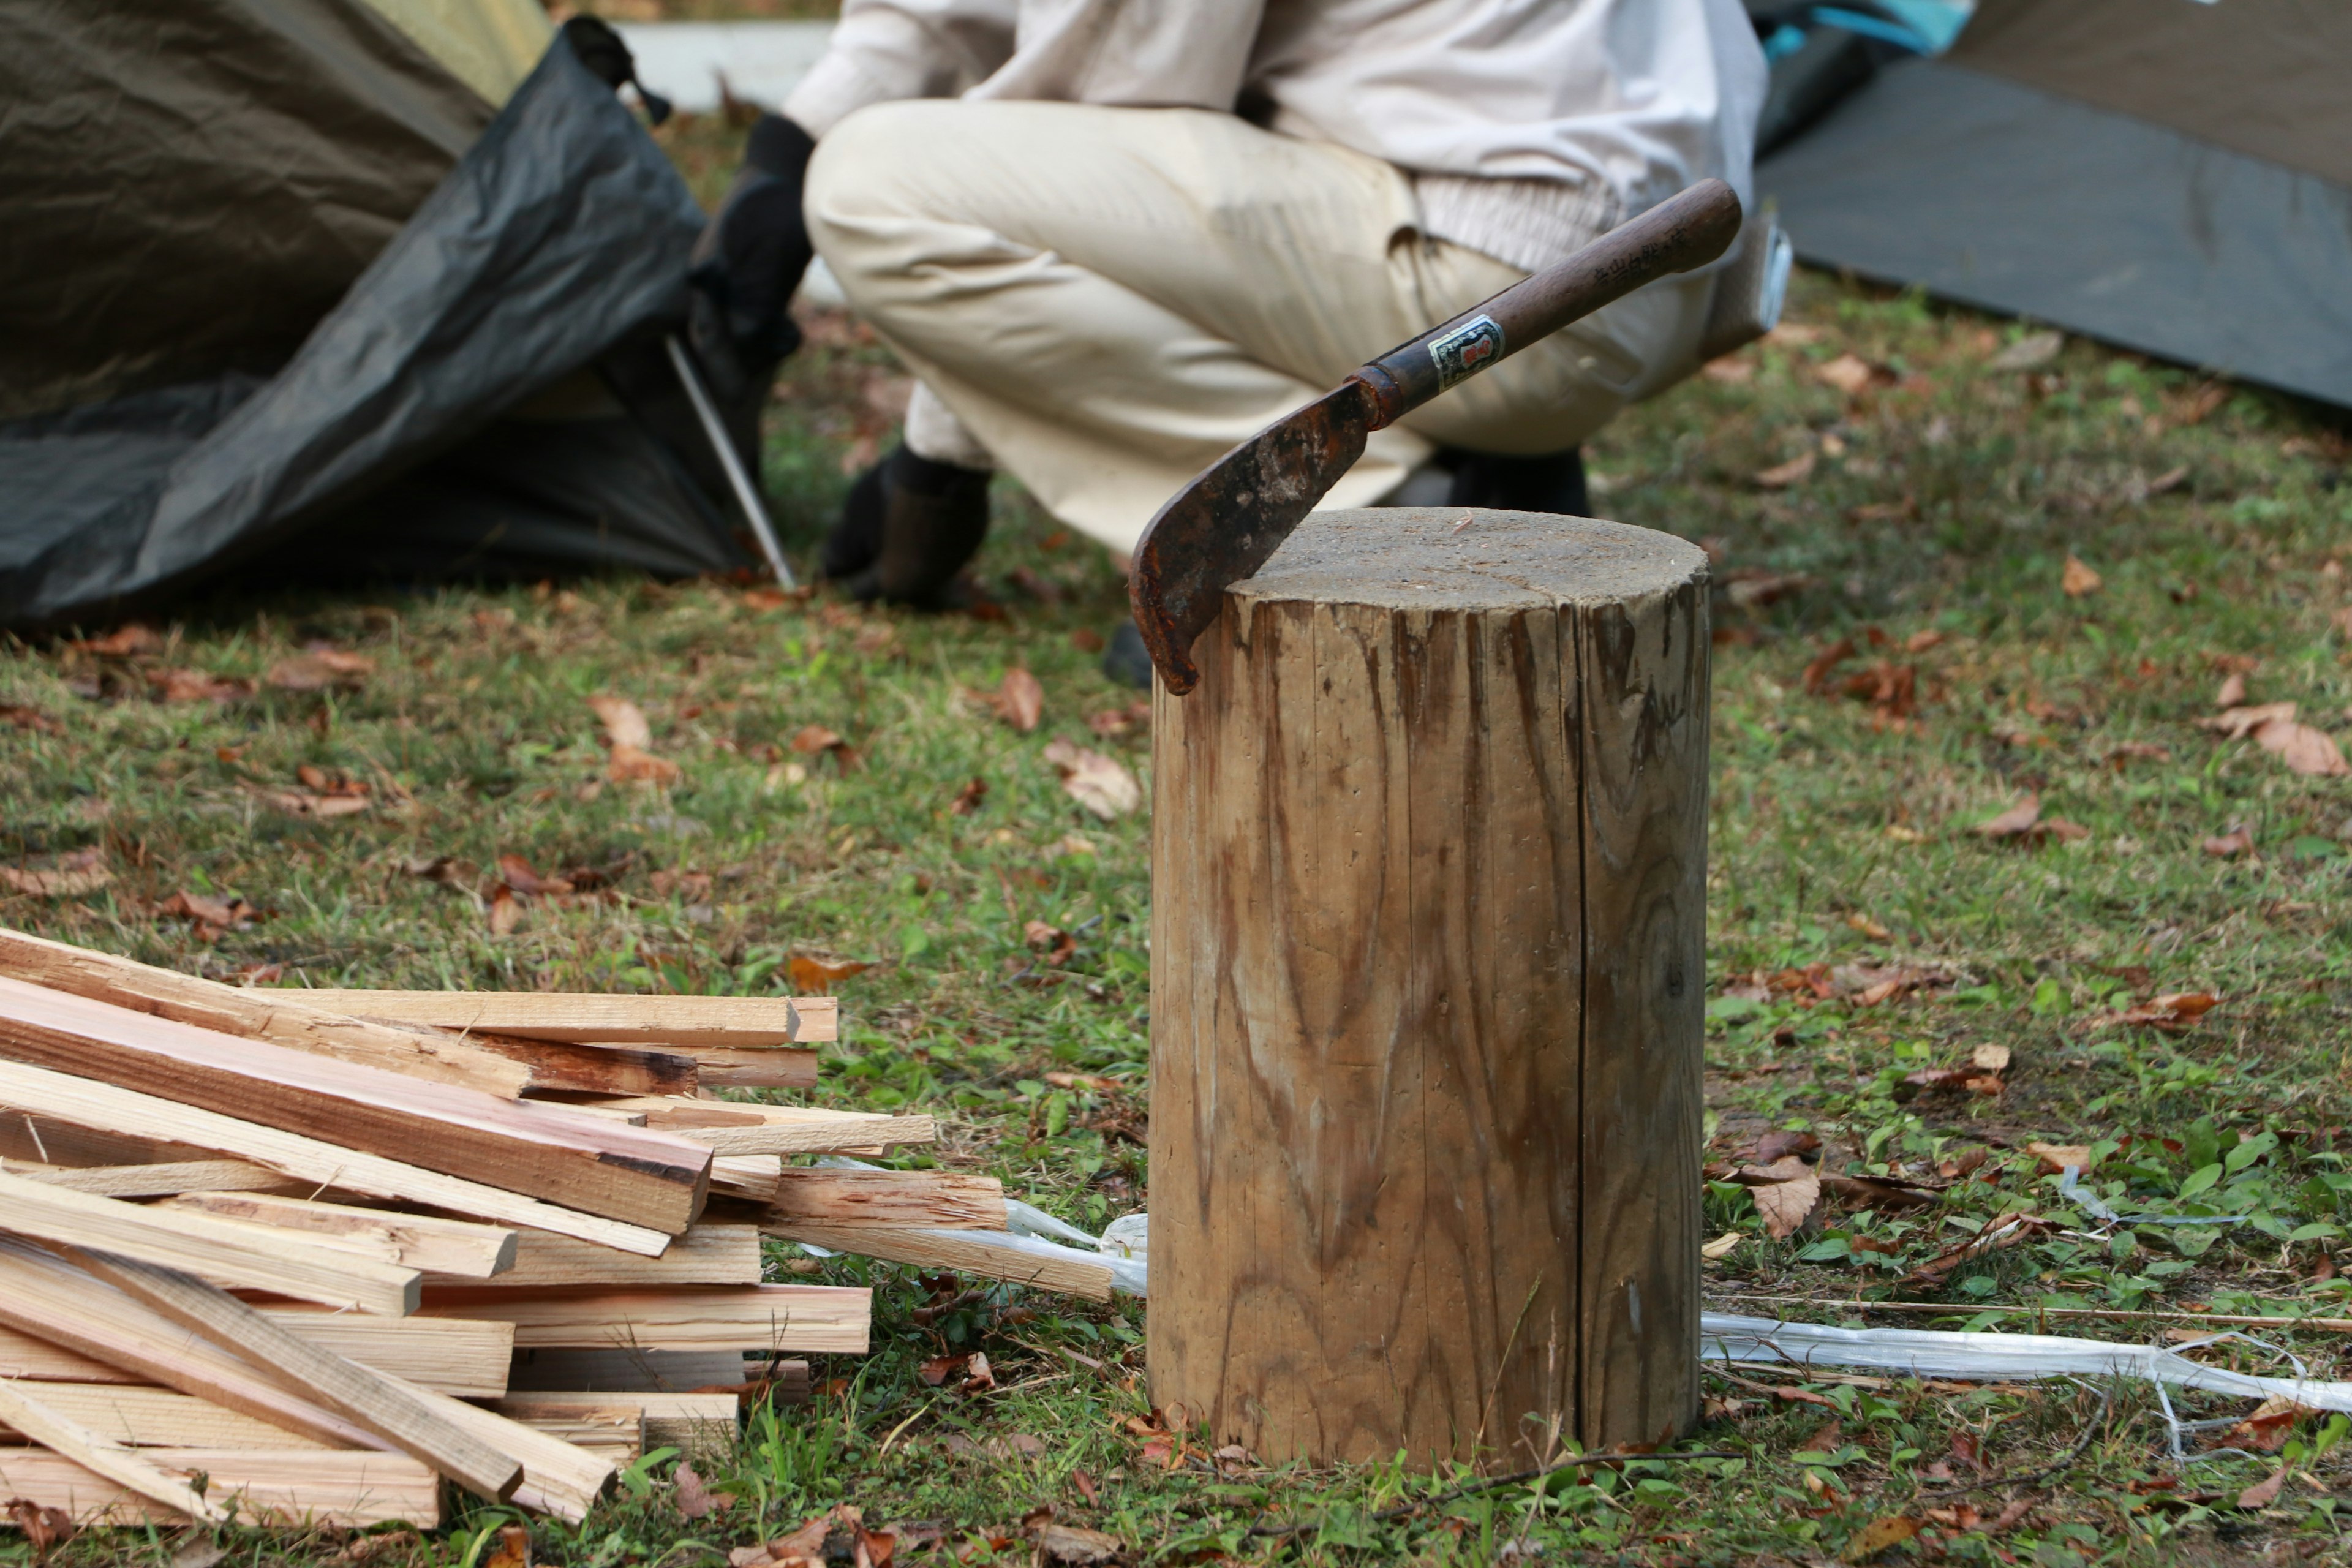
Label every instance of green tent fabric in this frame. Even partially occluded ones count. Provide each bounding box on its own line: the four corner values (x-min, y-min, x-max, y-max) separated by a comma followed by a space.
0, 0, 752, 631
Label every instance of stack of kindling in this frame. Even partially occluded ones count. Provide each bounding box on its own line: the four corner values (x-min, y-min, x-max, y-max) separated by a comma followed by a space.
0, 929, 889, 1531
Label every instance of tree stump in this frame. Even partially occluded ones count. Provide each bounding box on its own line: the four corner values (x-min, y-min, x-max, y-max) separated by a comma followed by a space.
1146, 507, 1711, 1468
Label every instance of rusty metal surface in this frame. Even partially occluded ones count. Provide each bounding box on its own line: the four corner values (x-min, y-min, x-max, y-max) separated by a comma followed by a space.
1127, 378, 1376, 695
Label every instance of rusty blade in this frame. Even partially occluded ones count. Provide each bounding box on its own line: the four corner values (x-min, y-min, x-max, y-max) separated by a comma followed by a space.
1128, 379, 1377, 694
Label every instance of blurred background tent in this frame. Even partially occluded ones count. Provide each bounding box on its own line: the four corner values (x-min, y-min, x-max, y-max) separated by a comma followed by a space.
1753, 0, 2352, 411
0, 0, 756, 633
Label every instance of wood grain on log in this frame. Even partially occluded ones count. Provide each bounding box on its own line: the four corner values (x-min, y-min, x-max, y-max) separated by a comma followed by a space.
1148, 509, 1708, 1466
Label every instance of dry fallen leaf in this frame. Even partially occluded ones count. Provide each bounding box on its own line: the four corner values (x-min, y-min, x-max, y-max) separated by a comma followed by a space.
1813, 352, 1889, 396
948, 777, 988, 816
149, 667, 252, 703
1987, 330, 2064, 372
1845, 912, 1891, 941
1702, 355, 1755, 384
2215, 672, 2248, 708
156, 889, 262, 935
1700, 1232, 1744, 1260
2253, 717, 2350, 777
2237, 1465, 2288, 1510
1754, 450, 1817, 488
1749, 1164, 1822, 1240
266, 647, 374, 692
1841, 1515, 1923, 1562
989, 668, 1044, 733
2061, 554, 2102, 597
587, 694, 654, 750
1972, 794, 2042, 839
2199, 701, 2298, 741
790, 956, 872, 994
2028, 1142, 2093, 1174
1043, 738, 1141, 820
0, 847, 110, 898
1, 704, 63, 736
6, 1498, 75, 1560
1035, 1525, 1123, 1566
69, 624, 162, 658
2227, 1395, 2313, 1454
609, 744, 684, 786
675, 1460, 734, 1520
481, 1525, 532, 1568
486, 886, 521, 935
2203, 824, 2256, 858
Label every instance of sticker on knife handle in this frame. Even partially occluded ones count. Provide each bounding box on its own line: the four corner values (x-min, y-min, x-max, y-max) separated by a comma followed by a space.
1428, 315, 1504, 390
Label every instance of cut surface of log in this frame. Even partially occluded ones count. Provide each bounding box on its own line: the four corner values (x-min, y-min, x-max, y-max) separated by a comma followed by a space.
0, 1383, 334, 1450
429, 1223, 758, 1290
0, 1168, 419, 1315
0, 1055, 673, 1254
0, 978, 711, 1231
298, 989, 835, 1046
0, 1448, 439, 1528
767, 1167, 1008, 1229
0, 925, 529, 1095
1147, 509, 1710, 1466
0, 1239, 377, 1450
763, 1221, 1114, 1302
420, 1285, 870, 1353
581, 1099, 938, 1156
78, 1251, 522, 1501
159, 1193, 517, 1278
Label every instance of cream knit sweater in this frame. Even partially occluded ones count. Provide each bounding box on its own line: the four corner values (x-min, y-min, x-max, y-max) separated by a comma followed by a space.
782, 0, 1768, 275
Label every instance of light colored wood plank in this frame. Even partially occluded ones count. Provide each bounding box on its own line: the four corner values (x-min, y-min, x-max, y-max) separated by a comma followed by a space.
0, 1238, 377, 1449
0, 1324, 141, 1384
256, 1312, 514, 1398
428, 1224, 758, 1290
689, 1047, 820, 1089
0, 1377, 228, 1521
0, 1383, 332, 1450
373, 1370, 612, 1521
767, 1168, 1007, 1229
0, 1055, 673, 1254
763, 1221, 1114, 1302
499, 1406, 643, 1462
0, 925, 529, 1096
581, 1100, 937, 1156
369, 1025, 700, 1097
0, 1110, 222, 1168
158, 1193, 516, 1278
0, 978, 710, 1232
711, 1154, 782, 1204
491, 1392, 737, 1453
4, 1157, 300, 1197
0, 1168, 419, 1315
298, 990, 836, 1046
0, 1448, 439, 1528
77, 1251, 522, 1501
420, 1285, 870, 1353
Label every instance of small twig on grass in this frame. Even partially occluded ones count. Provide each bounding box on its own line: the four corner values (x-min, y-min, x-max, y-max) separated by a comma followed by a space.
1913, 1382, 2116, 1502
1243, 1450, 1740, 1539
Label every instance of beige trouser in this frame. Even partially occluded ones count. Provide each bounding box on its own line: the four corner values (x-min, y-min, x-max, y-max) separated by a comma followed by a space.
804, 99, 1708, 554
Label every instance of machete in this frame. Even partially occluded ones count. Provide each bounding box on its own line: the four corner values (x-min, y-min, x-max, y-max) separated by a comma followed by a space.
1128, 176, 1744, 695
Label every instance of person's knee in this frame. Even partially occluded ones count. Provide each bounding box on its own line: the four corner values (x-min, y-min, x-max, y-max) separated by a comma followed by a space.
803, 100, 970, 285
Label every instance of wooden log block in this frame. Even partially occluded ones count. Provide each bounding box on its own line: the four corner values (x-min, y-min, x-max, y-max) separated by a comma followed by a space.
0, 978, 710, 1232
0, 926, 529, 1096
0, 1168, 420, 1314
0, 1449, 440, 1528
418, 1285, 870, 1353
711, 1154, 783, 1205
1147, 509, 1710, 1466
680, 1047, 820, 1090
498, 1404, 644, 1463
259, 1313, 516, 1398
426, 1224, 760, 1291
0, 1384, 334, 1450
297, 990, 836, 1046
491, 1392, 737, 1455
763, 1221, 1115, 1303
0, 1050, 676, 1256
377, 1027, 701, 1097
576, 1099, 938, 1156
767, 1168, 1008, 1229
157, 1193, 517, 1278
4, 1158, 302, 1197
0, 1378, 229, 1521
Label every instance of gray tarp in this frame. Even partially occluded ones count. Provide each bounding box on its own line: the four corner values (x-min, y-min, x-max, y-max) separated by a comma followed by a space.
0, 24, 748, 631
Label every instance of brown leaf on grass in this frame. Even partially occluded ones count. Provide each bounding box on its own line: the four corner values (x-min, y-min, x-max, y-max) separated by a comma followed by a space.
257, 787, 371, 819
1814, 352, 1892, 396
1725, 568, 1814, 607
1700, 1232, 1744, 1260
919, 1354, 968, 1387
1042, 738, 1140, 820
742, 586, 797, 612
1972, 1042, 2013, 1073
69, 624, 162, 658
324, 1531, 420, 1566
1747, 1161, 1822, 1239
2029, 1142, 2094, 1174
2215, 672, 2248, 708
497, 854, 572, 897
2253, 717, 2351, 777
2203, 824, 2256, 858
6, 1498, 74, 1560
1754, 450, 1817, 488
2108, 741, 2171, 768
1702, 355, 1755, 384
675, 1460, 733, 1520
266, 647, 374, 692
989, 668, 1044, 733
1024, 920, 1077, 967
789, 725, 854, 773
2174, 382, 2229, 426
149, 667, 252, 702
481, 1525, 532, 1568
2198, 701, 2297, 741
2237, 1465, 2288, 1510
1841, 1516, 1922, 1562
1901, 1212, 2058, 1286
948, 777, 988, 815
486, 885, 521, 935
156, 889, 262, 935
0, 704, 62, 736
853, 622, 899, 657
1087, 699, 1153, 739
587, 693, 654, 750
0, 847, 110, 898
761, 1515, 831, 1563
1973, 794, 2042, 839
2227, 1396, 2315, 1454
790, 955, 872, 994
1034, 1525, 1123, 1565
2112, 991, 2220, 1030
1754, 1130, 1820, 1163
1988, 1497, 2033, 1534
2061, 554, 2102, 597
1802, 637, 1856, 695
1987, 330, 2063, 372
609, 744, 684, 785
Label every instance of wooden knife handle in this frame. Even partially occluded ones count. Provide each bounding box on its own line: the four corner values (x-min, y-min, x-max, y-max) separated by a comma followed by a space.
1352, 178, 1744, 428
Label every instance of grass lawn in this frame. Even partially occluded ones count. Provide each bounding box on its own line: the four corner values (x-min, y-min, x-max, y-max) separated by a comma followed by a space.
6, 133, 2352, 1562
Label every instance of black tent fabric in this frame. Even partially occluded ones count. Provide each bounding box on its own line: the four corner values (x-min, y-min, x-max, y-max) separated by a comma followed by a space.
0, 13, 750, 633
1757, 0, 2352, 411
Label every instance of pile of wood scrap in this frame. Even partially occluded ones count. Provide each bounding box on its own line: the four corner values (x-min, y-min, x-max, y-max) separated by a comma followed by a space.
0, 929, 884, 1531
